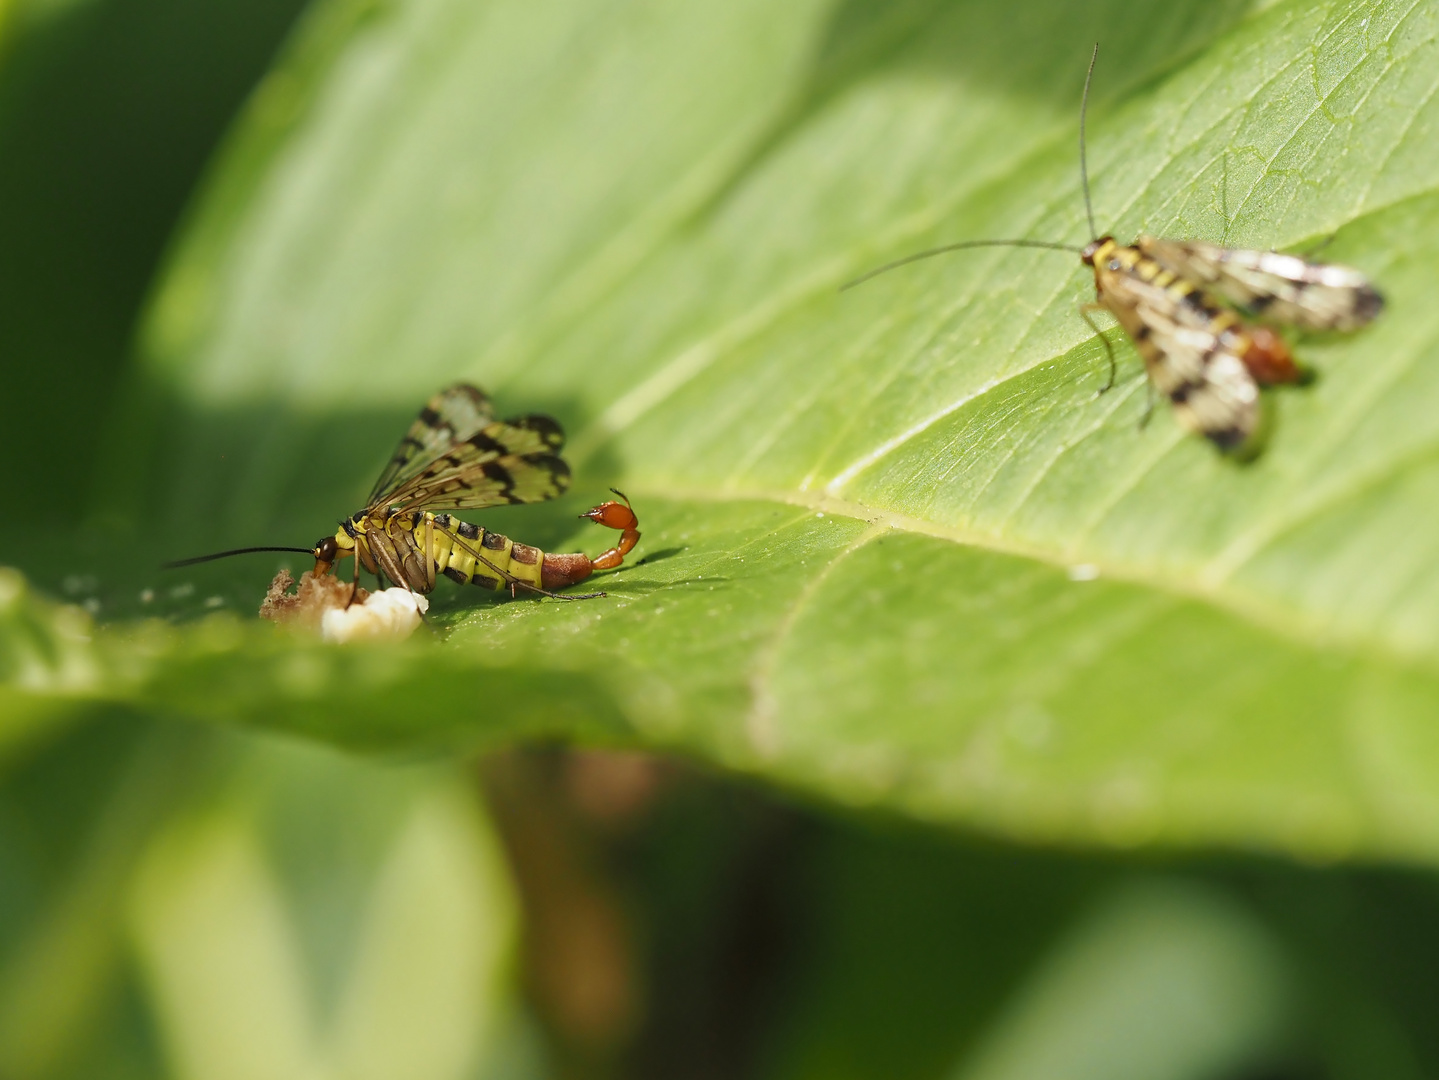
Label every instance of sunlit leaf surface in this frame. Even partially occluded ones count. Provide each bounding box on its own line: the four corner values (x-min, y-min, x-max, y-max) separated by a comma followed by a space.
9, 0, 1439, 862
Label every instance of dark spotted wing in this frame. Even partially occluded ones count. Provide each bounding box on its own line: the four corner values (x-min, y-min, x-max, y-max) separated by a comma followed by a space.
368, 384, 495, 504
1096, 261, 1260, 448
1137, 236, 1384, 332
1145, 324, 1260, 449
378, 414, 570, 511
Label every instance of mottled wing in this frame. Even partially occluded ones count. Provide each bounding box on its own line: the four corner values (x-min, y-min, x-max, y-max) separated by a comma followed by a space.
368, 384, 495, 504
1138, 236, 1384, 332
1100, 269, 1260, 448
380, 414, 570, 511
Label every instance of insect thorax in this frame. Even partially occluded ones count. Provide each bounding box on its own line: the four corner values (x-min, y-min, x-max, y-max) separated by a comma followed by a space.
1081, 236, 1117, 266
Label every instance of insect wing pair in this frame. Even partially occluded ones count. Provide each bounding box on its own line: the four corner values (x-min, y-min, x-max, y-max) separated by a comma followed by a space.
366, 383, 570, 513
1137, 237, 1384, 334
1083, 235, 1382, 447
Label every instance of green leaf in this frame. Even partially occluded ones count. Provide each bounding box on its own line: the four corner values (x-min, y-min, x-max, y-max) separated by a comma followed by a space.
126, 744, 524, 1080
16, 0, 1439, 862
946, 882, 1291, 1080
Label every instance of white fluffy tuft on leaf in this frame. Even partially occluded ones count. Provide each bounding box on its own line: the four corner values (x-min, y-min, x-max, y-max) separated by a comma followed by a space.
321, 588, 429, 643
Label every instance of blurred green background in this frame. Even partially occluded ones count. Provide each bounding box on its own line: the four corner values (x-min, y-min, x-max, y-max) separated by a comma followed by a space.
5, 0, 1439, 1077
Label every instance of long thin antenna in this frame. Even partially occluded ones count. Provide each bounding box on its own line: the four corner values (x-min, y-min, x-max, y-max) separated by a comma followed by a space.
1079, 42, 1099, 241
840, 238, 1082, 291
163, 545, 314, 569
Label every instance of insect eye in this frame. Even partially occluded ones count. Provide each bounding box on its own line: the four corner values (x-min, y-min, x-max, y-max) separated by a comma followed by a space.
1107, 259, 1122, 271
316, 536, 338, 561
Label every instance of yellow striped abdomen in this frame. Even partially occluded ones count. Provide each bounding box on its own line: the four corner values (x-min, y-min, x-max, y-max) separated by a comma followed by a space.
410, 512, 543, 591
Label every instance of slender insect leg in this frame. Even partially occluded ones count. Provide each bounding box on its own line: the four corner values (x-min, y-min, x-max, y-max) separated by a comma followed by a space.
386, 516, 427, 601
447, 531, 605, 602
1301, 233, 1337, 260
1079, 304, 1117, 395
367, 524, 414, 599
423, 514, 435, 591
346, 541, 362, 609
1138, 379, 1156, 430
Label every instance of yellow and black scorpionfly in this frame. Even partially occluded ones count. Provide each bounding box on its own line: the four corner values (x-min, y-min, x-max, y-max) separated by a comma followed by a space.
169, 383, 640, 601
844, 44, 1383, 449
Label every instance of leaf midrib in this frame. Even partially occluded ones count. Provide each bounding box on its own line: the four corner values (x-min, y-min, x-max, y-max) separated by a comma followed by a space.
632, 485, 1439, 680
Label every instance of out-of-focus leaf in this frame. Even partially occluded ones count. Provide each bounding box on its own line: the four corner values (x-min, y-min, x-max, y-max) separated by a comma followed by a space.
757, 827, 1104, 1080
10, 0, 1439, 862
0, 0, 305, 555
951, 882, 1290, 1080
127, 741, 528, 1080
0, 719, 207, 1080
0, 569, 105, 761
